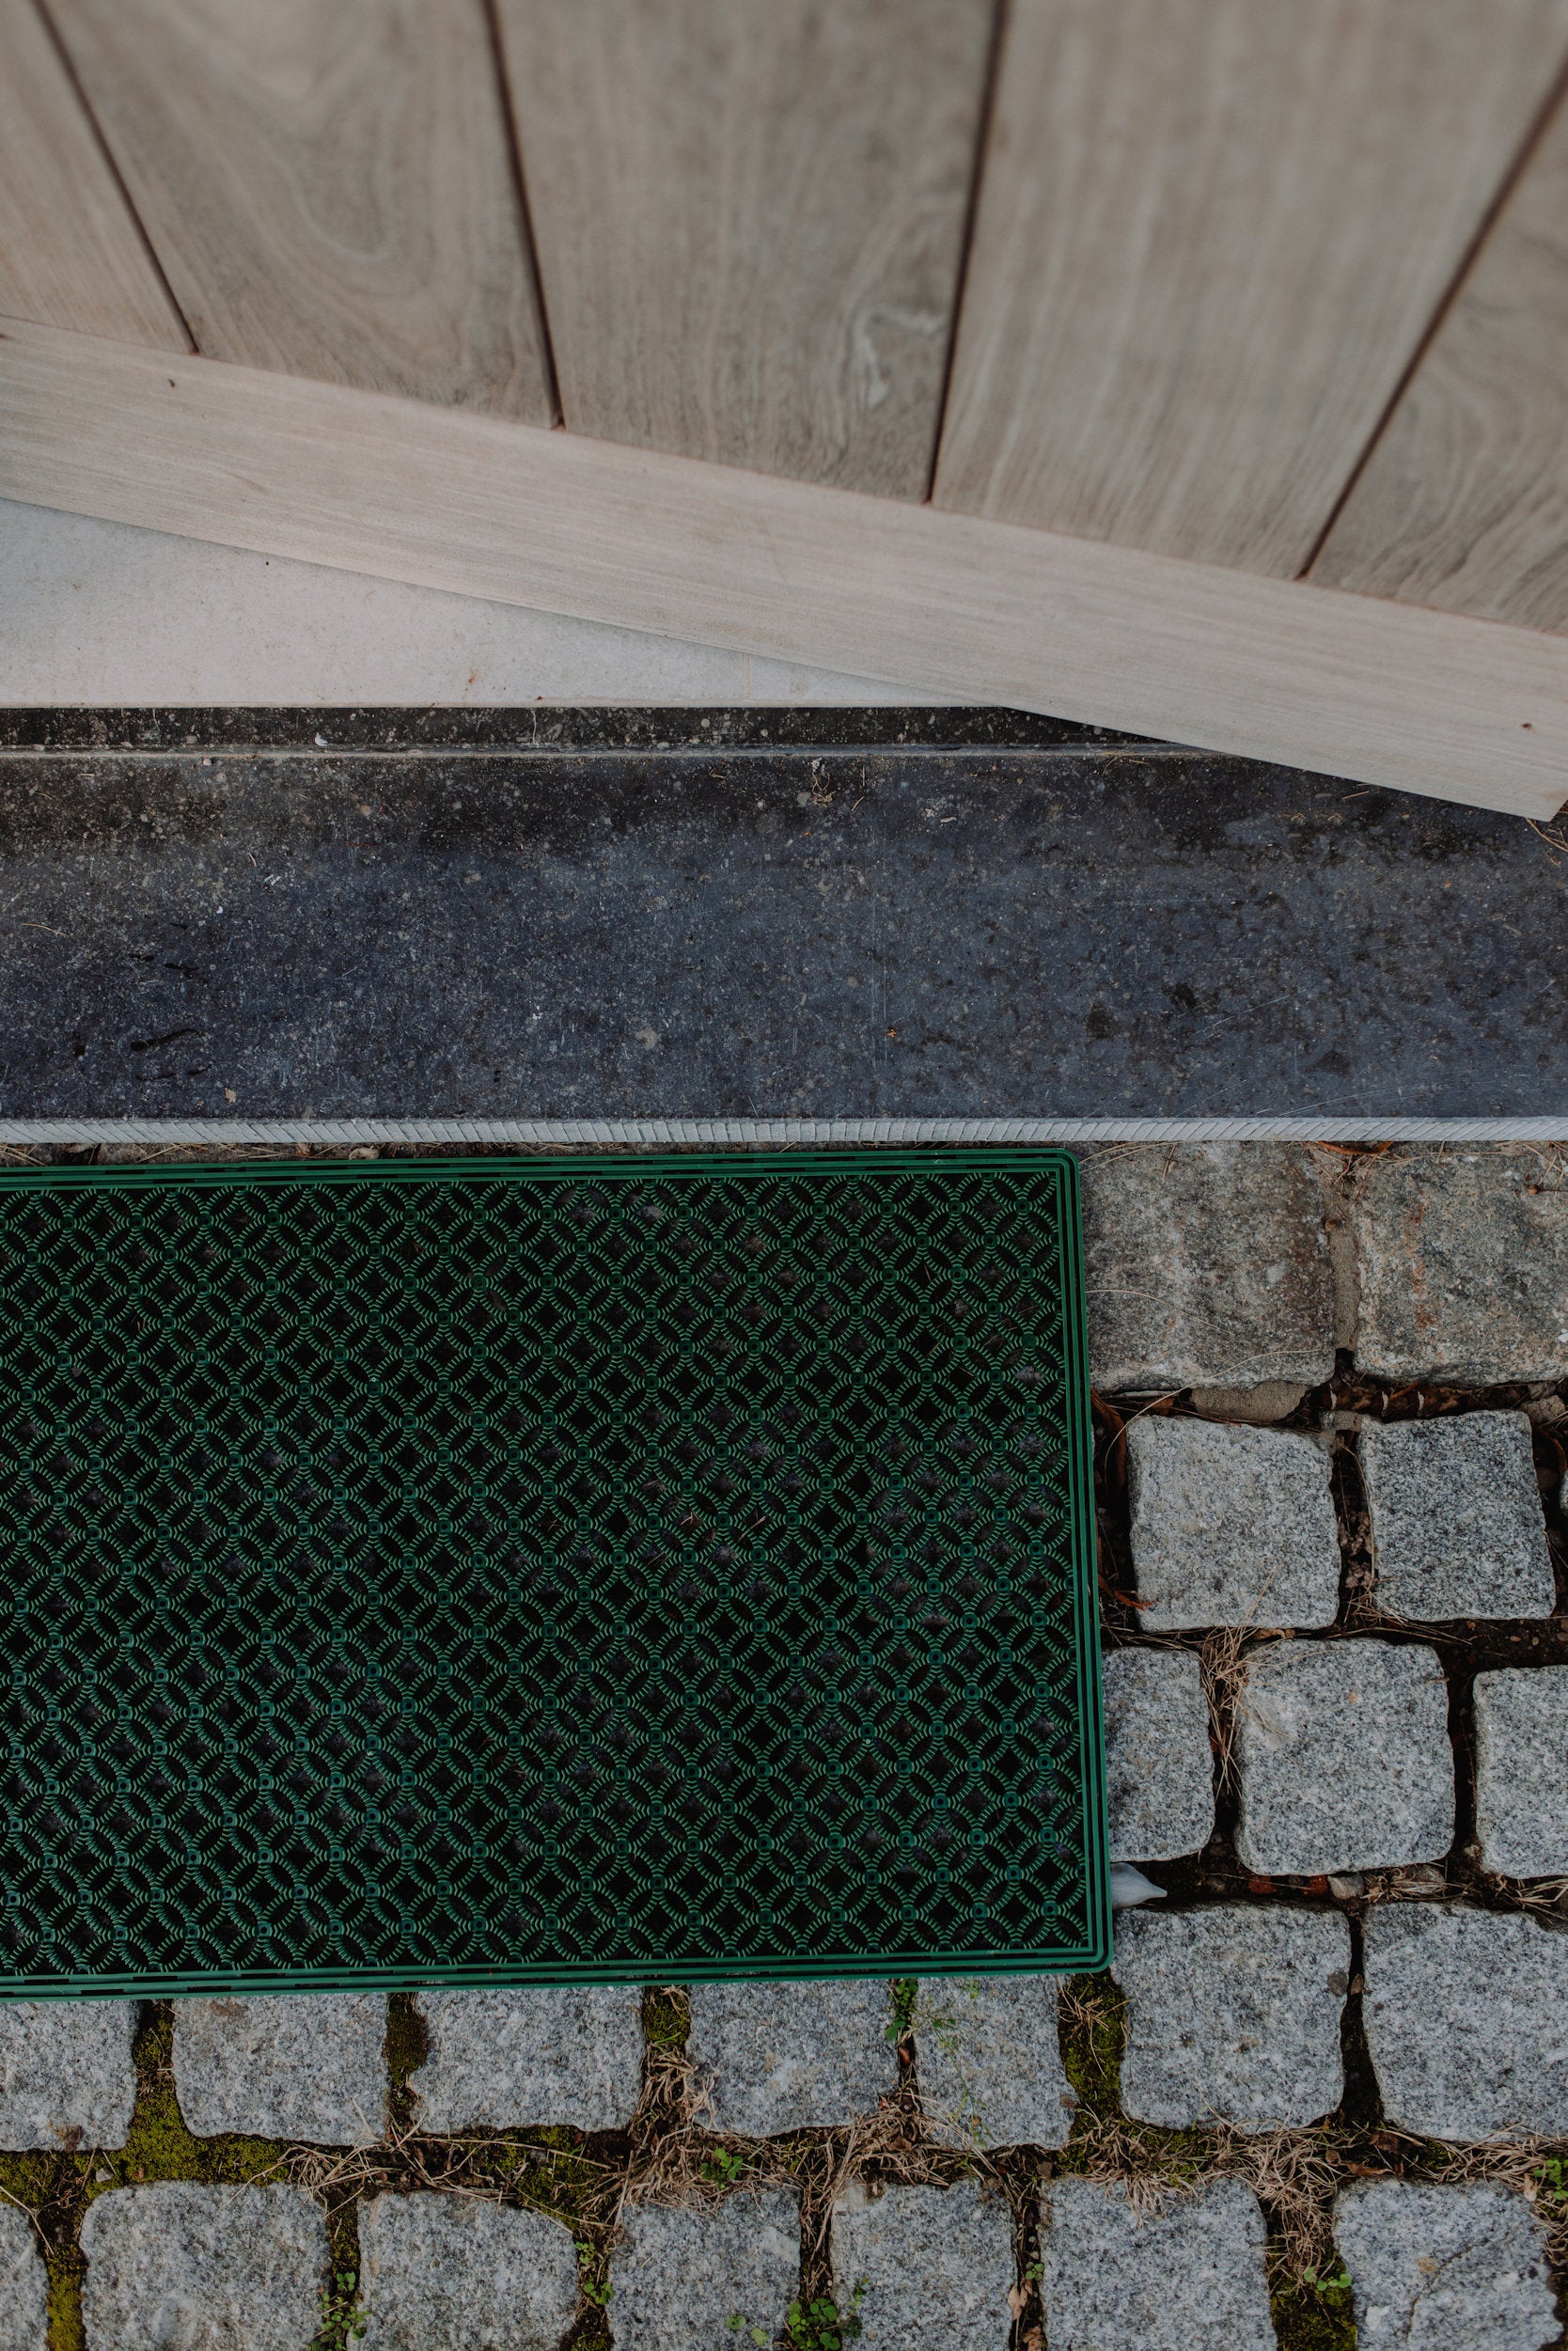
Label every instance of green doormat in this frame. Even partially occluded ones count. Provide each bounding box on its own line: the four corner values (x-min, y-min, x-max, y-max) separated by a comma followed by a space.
0, 1151, 1108, 1994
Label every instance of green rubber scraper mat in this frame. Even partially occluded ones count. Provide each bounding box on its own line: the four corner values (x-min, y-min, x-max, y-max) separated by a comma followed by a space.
0, 1150, 1108, 1995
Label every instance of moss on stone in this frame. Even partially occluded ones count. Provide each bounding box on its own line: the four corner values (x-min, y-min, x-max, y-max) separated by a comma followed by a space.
641, 1986, 690, 2049
45, 2253, 86, 2351
1271, 2267, 1356, 2351
0, 2148, 61, 2210
1057, 1972, 1124, 2120
383, 1993, 429, 2132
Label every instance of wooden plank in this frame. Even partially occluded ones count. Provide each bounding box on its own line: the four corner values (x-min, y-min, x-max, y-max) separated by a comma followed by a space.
933, 0, 1568, 575
494, 0, 995, 496
44, 0, 553, 418
0, 0, 186, 347
1313, 95, 1568, 631
1, 315, 1564, 821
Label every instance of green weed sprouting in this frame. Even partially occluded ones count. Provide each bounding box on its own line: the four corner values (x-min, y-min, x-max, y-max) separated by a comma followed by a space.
575, 2242, 614, 2307
310, 2265, 368, 2348
701, 2148, 748, 2186
786, 2278, 866, 2349
885, 1980, 917, 2043
1296, 2264, 1350, 2296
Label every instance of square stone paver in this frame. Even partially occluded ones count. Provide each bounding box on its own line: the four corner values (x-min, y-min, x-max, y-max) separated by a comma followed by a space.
689, 1981, 895, 2136
1474, 1667, 1568, 1877
608, 2191, 798, 2350
1126, 1417, 1341, 1629
1335, 2180, 1558, 2350
1350, 1148, 1568, 1383
0, 1998, 136, 2151
1362, 1904, 1568, 2140
1042, 2176, 1274, 2351
1360, 1414, 1554, 1622
1080, 1145, 1336, 1391
79, 2182, 329, 2351
1113, 1905, 1349, 2131
357, 2192, 578, 2348
0, 2203, 48, 2351
411, 1987, 643, 2132
1104, 1648, 1215, 1862
174, 1994, 386, 2144
1233, 1639, 1453, 1876
833, 2181, 1013, 2351
913, 1974, 1074, 2148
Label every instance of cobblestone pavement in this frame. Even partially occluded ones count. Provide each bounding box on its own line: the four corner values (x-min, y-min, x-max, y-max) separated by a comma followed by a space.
0, 1144, 1563, 2347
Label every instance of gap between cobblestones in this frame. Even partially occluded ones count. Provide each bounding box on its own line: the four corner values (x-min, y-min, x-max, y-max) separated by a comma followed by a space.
1, 1142, 1566, 2347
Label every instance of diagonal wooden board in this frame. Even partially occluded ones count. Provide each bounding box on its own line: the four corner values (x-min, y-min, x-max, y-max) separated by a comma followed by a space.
0, 313, 1564, 820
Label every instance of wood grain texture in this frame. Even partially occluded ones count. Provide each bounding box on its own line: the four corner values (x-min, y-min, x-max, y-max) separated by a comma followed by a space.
3, 318, 1565, 820
494, 0, 995, 496
0, 0, 186, 346
1314, 95, 1568, 631
44, 0, 553, 416
934, 0, 1568, 574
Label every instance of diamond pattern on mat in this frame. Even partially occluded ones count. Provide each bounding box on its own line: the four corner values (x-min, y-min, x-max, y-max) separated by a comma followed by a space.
0, 1154, 1098, 1988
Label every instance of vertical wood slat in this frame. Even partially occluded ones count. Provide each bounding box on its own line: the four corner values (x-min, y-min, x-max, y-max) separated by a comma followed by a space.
494, 0, 996, 499
43, 0, 554, 419
0, 0, 186, 348
933, 0, 1568, 577
1313, 90, 1568, 633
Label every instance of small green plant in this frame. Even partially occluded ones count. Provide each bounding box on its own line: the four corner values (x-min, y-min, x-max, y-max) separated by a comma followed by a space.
786, 2279, 865, 2349
1273, 2255, 1356, 2351
886, 1980, 917, 2043
701, 2147, 748, 2186
310, 2266, 368, 2349
728, 2314, 772, 2346
575, 2242, 614, 2308
1296, 2264, 1350, 2296
1534, 2158, 1567, 2204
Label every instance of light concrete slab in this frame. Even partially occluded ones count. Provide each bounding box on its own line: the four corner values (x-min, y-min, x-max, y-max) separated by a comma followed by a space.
0, 498, 951, 708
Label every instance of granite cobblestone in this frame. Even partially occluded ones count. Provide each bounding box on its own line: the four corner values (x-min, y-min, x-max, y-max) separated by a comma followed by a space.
689, 1979, 896, 2136
608, 2190, 799, 2350
1080, 1144, 1337, 1391
173, 1993, 386, 2144
912, 1973, 1074, 2148
1360, 1411, 1555, 1622
1042, 2176, 1275, 2351
1233, 1638, 1454, 1876
1113, 1904, 1349, 2131
1363, 1905, 1568, 2140
1335, 2179, 1559, 2351
357, 2192, 578, 2348
1474, 1666, 1568, 1877
832, 2181, 1013, 2350
1103, 1647, 1215, 1862
411, 1986, 643, 2133
77, 2182, 328, 2351
0, 2203, 48, 2351
0, 1998, 136, 2152
1350, 1148, 1568, 1384
1126, 1416, 1341, 1629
